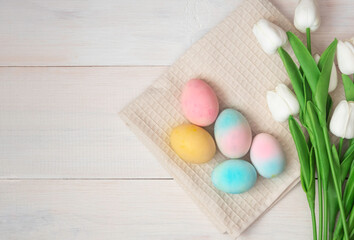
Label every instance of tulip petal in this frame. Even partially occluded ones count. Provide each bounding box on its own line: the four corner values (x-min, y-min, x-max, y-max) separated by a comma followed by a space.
267, 90, 292, 122
294, 0, 321, 33
344, 102, 354, 139
253, 19, 287, 55
337, 41, 354, 75
330, 100, 350, 138
328, 62, 338, 93
275, 84, 300, 115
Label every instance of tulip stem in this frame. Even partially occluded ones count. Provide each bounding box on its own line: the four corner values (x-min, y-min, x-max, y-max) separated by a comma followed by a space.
324, 189, 328, 240
322, 127, 349, 240
308, 198, 317, 240
306, 28, 312, 54
318, 177, 323, 240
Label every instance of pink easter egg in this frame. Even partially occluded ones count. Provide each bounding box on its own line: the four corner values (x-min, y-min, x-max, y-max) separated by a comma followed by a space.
181, 79, 219, 127
250, 133, 285, 178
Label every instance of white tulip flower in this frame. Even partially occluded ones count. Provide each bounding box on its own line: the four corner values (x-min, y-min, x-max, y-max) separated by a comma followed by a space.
314, 54, 338, 93
330, 100, 354, 139
294, 0, 321, 33
253, 19, 287, 55
337, 40, 354, 75
267, 84, 300, 122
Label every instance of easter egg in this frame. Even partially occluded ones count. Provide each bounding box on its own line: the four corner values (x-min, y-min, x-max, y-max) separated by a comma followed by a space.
170, 124, 216, 164
250, 133, 285, 178
212, 159, 257, 194
181, 79, 219, 126
214, 108, 252, 158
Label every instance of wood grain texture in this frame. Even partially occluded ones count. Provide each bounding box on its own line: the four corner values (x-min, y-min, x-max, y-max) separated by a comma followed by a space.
0, 0, 242, 66
0, 67, 171, 178
0, 0, 353, 239
0, 180, 312, 240
0, 0, 352, 66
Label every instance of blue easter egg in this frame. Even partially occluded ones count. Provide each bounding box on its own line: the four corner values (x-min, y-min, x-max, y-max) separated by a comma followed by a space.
212, 159, 257, 194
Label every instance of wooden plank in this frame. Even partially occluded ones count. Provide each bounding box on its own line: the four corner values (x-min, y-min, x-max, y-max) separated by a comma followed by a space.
0, 66, 172, 178
0, 0, 352, 66
0, 0, 243, 66
0, 180, 312, 239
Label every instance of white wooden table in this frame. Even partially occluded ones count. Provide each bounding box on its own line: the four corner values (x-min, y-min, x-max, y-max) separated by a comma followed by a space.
0, 0, 352, 239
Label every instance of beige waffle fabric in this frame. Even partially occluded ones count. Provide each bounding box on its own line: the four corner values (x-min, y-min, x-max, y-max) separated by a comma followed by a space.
119, 0, 344, 238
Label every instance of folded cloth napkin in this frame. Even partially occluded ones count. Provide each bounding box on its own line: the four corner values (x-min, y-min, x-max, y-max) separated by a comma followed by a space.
120, 0, 344, 238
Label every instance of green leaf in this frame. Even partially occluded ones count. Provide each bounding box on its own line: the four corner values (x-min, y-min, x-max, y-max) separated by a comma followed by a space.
328, 167, 339, 239
341, 143, 354, 182
317, 39, 340, 71
288, 116, 311, 191
349, 210, 354, 240
334, 156, 354, 239
314, 39, 337, 125
342, 74, 354, 101
326, 95, 333, 124
343, 161, 354, 216
331, 145, 342, 186
305, 101, 330, 185
308, 146, 316, 198
287, 32, 320, 93
278, 47, 305, 110
330, 145, 348, 240
304, 78, 312, 104
334, 204, 354, 240
300, 79, 312, 125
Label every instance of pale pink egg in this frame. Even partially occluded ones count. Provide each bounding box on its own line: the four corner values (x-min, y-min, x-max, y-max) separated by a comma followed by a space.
250, 133, 285, 178
181, 79, 219, 126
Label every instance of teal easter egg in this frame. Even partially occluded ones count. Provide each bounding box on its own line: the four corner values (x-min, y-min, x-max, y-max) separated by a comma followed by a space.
212, 159, 257, 194
214, 109, 252, 158
250, 133, 285, 178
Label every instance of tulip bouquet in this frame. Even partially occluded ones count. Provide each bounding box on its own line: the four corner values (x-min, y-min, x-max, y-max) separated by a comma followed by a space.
253, 0, 354, 240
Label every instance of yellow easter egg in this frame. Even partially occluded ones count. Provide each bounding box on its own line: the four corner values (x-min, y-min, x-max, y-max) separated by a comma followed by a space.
170, 124, 216, 164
